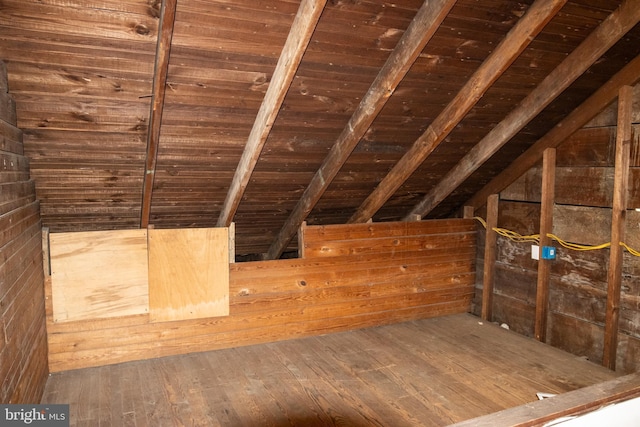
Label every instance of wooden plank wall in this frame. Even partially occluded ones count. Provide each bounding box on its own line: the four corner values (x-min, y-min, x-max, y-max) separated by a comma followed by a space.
46, 218, 476, 372
0, 60, 48, 402
472, 86, 640, 373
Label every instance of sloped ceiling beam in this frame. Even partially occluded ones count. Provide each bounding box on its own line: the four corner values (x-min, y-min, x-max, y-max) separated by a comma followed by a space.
406, 0, 640, 220
464, 53, 640, 211
141, 0, 177, 228
348, 0, 567, 224
265, 0, 457, 260
217, 0, 327, 228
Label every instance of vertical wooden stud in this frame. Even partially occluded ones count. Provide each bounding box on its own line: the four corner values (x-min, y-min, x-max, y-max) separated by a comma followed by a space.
482, 194, 499, 321
535, 148, 556, 342
228, 222, 236, 264
42, 227, 51, 277
603, 85, 633, 370
463, 206, 474, 219
298, 221, 307, 259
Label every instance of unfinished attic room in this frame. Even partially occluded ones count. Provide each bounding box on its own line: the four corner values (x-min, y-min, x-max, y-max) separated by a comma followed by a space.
3, 0, 640, 424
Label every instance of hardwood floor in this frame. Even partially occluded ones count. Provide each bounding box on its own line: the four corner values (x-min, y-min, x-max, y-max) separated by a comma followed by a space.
41, 313, 617, 426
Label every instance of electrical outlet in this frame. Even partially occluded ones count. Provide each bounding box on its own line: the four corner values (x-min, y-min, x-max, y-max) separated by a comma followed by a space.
542, 246, 556, 260
531, 245, 539, 260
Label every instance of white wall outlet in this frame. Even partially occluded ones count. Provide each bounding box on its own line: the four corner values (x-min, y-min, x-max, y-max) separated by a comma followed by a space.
531, 244, 540, 260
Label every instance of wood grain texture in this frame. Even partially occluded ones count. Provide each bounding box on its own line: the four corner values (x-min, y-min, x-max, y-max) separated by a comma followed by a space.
148, 227, 229, 322
49, 229, 149, 322
217, 0, 327, 228
466, 54, 640, 211
0, 72, 48, 404
42, 313, 619, 426
420, 0, 640, 218
353, 0, 568, 223
452, 371, 640, 427
265, 0, 457, 258
140, 0, 177, 228
481, 194, 498, 320
534, 148, 555, 342
46, 219, 476, 371
603, 85, 633, 370
1, 1, 637, 257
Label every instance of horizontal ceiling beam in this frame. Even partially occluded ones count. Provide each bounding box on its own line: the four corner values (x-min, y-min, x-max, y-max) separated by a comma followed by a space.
464, 52, 640, 211
406, 0, 640, 219
265, 0, 457, 260
347, 0, 567, 224
217, 0, 327, 228
140, 0, 177, 228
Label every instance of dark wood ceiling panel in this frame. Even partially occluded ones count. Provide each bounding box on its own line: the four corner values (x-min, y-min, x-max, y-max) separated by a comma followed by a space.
0, 0, 158, 232
0, 0, 638, 257
148, 0, 299, 234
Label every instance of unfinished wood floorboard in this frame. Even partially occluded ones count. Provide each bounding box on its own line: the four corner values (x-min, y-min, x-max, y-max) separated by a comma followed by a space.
41, 313, 617, 426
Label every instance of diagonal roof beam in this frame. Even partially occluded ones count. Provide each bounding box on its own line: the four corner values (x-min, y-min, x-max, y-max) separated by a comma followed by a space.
348, 0, 567, 224
464, 53, 640, 212
141, 0, 177, 228
265, 0, 457, 260
406, 0, 640, 220
217, 0, 326, 228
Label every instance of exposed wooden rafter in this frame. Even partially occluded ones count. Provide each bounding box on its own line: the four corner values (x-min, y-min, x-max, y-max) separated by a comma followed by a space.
406, 0, 640, 220
217, 0, 327, 228
265, 0, 458, 260
347, 0, 567, 224
140, 0, 177, 228
464, 53, 640, 211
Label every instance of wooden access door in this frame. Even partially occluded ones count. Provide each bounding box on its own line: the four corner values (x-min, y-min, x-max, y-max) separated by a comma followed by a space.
148, 227, 229, 322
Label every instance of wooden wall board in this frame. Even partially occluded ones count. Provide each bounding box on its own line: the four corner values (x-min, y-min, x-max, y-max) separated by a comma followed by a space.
46, 218, 475, 372
49, 229, 149, 323
0, 78, 48, 403
553, 204, 611, 246
148, 227, 229, 322
584, 83, 640, 127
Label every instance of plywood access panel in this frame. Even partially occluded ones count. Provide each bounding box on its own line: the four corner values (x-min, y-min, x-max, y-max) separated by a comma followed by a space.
49, 229, 149, 323
148, 228, 229, 322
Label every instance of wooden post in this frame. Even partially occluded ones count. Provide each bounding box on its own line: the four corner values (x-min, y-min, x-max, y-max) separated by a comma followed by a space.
482, 194, 499, 321
42, 227, 51, 277
297, 221, 307, 259
463, 206, 474, 219
603, 85, 633, 370
535, 148, 556, 342
228, 222, 236, 264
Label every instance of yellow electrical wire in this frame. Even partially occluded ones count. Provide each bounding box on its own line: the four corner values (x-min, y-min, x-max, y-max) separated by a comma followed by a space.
473, 216, 640, 257
621, 242, 640, 257
546, 233, 611, 251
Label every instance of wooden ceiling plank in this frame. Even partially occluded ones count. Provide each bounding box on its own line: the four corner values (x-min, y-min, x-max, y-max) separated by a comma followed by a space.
216, 0, 327, 228
140, 0, 177, 228
464, 55, 640, 211
265, 0, 458, 260
347, 0, 568, 225
407, 0, 640, 220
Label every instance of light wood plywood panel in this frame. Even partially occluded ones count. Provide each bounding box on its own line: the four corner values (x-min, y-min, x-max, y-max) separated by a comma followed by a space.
49, 229, 149, 323
148, 227, 229, 322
